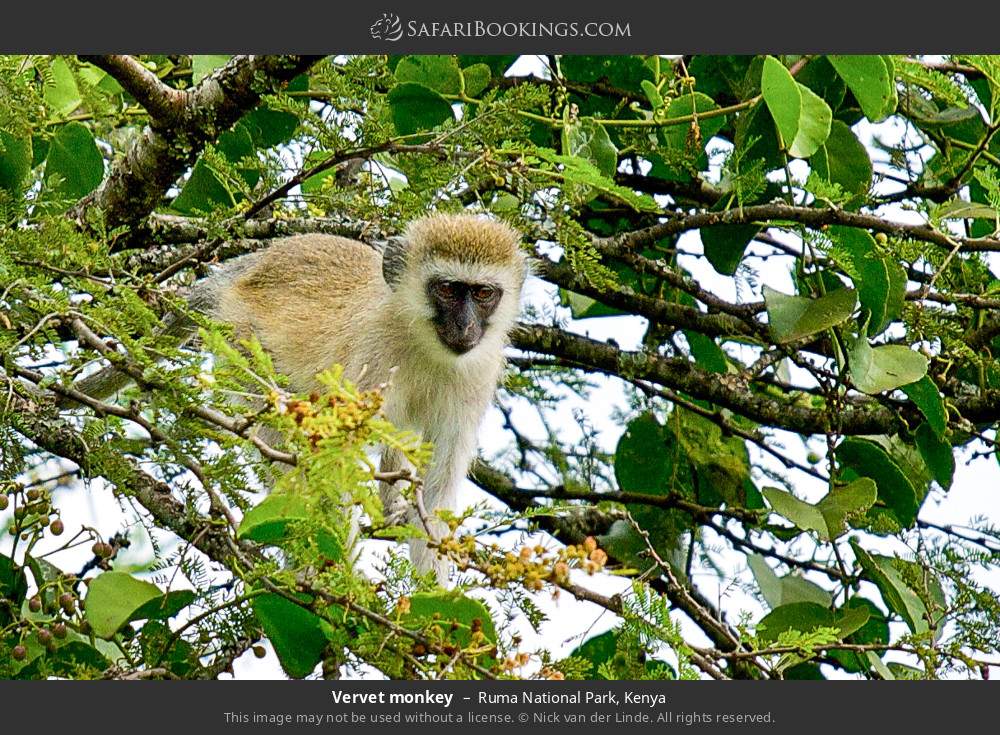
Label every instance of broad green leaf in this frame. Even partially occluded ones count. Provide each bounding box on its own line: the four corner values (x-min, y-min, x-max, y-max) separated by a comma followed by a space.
933, 199, 998, 221
238, 493, 343, 561
828, 55, 896, 122
84, 572, 162, 639
0, 131, 32, 195
44, 57, 81, 117
757, 601, 869, 643
130, 590, 196, 623
761, 56, 832, 158
192, 55, 230, 83
848, 334, 927, 394
139, 620, 197, 677
789, 85, 832, 158
828, 226, 904, 335
395, 55, 462, 95
614, 413, 676, 494
684, 330, 728, 374
915, 422, 954, 489
563, 118, 618, 178
171, 123, 259, 214
559, 289, 625, 319
763, 285, 857, 343
830, 597, 890, 673
461, 64, 491, 97
902, 376, 947, 437
837, 437, 919, 528
761, 56, 801, 150
239, 494, 310, 544
701, 224, 760, 275
570, 629, 617, 677
641, 80, 663, 109
659, 92, 726, 157
252, 593, 331, 678
387, 83, 455, 136
561, 55, 654, 93
0, 556, 27, 626
43, 122, 104, 204
850, 541, 929, 634
763, 478, 876, 541
402, 591, 497, 663
747, 554, 832, 609
811, 120, 872, 197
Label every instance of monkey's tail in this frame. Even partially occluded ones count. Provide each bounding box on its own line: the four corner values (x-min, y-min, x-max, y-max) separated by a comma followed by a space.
57, 279, 221, 408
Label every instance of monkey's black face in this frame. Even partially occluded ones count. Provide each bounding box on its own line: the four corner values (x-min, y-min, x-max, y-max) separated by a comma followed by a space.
427, 278, 503, 354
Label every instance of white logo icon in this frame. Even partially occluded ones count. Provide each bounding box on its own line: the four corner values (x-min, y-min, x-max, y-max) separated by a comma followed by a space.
370, 13, 403, 41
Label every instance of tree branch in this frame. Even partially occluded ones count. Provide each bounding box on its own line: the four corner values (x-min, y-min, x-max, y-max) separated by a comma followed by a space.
69, 55, 324, 242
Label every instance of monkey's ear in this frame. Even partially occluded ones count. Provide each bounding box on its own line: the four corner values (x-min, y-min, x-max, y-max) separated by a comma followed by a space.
381, 236, 408, 289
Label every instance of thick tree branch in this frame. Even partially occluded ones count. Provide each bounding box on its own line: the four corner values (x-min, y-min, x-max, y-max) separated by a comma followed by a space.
511, 323, 904, 436
599, 202, 1000, 254
69, 55, 323, 241
79, 55, 186, 124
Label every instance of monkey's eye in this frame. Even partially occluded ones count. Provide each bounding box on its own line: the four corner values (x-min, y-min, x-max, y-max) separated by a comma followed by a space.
471, 286, 498, 303
433, 282, 458, 300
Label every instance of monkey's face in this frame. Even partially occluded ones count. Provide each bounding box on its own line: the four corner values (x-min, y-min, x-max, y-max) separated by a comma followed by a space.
426, 278, 503, 354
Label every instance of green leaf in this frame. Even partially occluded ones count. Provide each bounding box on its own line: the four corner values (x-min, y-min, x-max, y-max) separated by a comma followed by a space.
238, 493, 343, 561
461, 64, 491, 97
641, 80, 663, 109
915, 422, 954, 489
0, 556, 28, 626
252, 593, 331, 678
850, 541, 929, 634
563, 118, 618, 178
172, 123, 259, 214
747, 554, 833, 609
902, 376, 947, 437
830, 597, 890, 673
790, 85, 833, 159
559, 289, 625, 319
130, 590, 196, 623
757, 601, 869, 643
828, 226, 905, 335
763, 285, 857, 343
387, 83, 454, 136
191, 55, 230, 83
570, 629, 618, 677
684, 330, 728, 374
828, 55, 896, 122
84, 572, 162, 639
761, 56, 832, 158
239, 494, 310, 544
395, 55, 462, 95
761, 56, 801, 150
811, 120, 872, 197
659, 92, 726, 158
43, 122, 104, 204
701, 224, 761, 275
848, 334, 927, 394
402, 591, 497, 662
0, 130, 32, 195
44, 57, 81, 117
614, 413, 676, 494
763, 478, 876, 541
837, 438, 919, 528
561, 55, 654, 93
933, 199, 998, 221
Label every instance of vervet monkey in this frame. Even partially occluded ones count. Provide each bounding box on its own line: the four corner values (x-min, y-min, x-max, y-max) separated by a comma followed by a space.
74, 213, 528, 581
